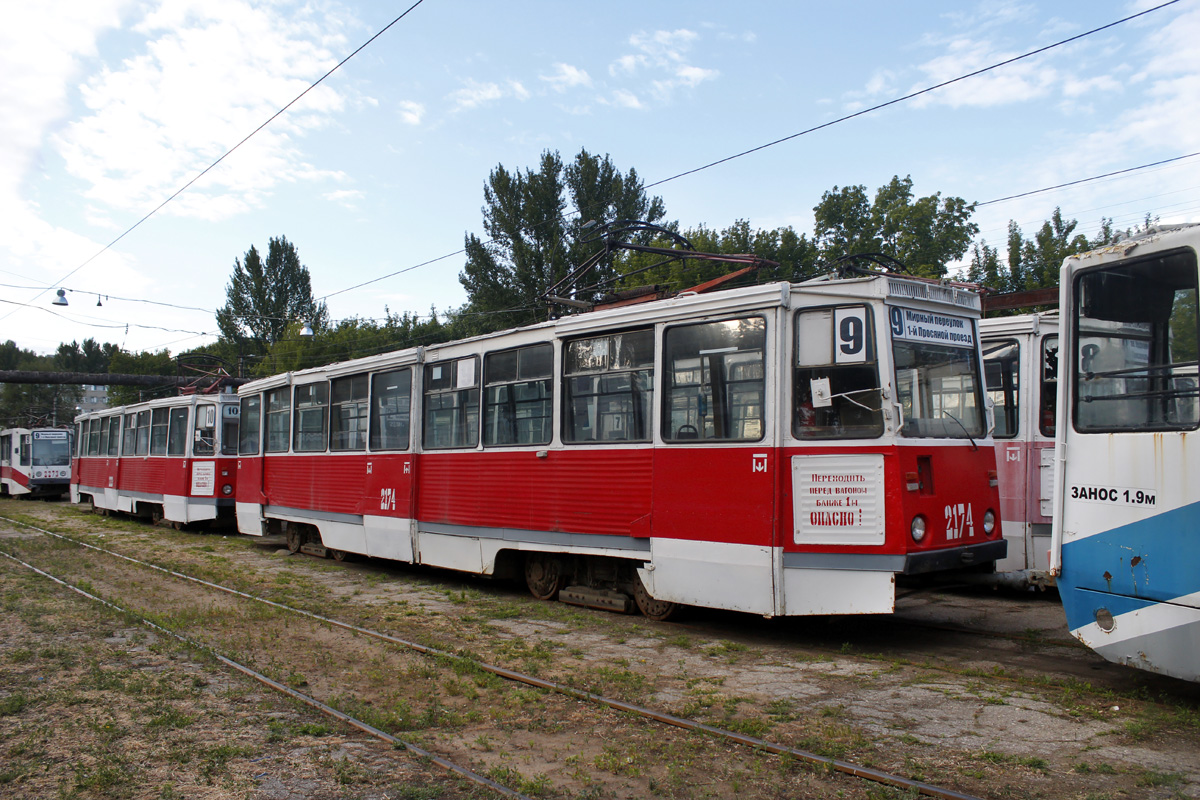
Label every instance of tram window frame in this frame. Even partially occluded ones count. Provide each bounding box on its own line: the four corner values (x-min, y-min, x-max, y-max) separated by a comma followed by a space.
167, 407, 189, 456
135, 410, 151, 455
265, 388, 291, 453
120, 414, 134, 455
1039, 335, 1059, 437
105, 417, 119, 456
1, 434, 9, 464
193, 404, 217, 456
369, 368, 412, 451
793, 305, 885, 440
484, 343, 553, 447
98, 416, 111, 456
1072, 250, 1200, 433
19, 434, 30, 466
423, 356, 480, 450
71, 425, 80, 458
239, 395, 262, 456
87, 418, 102, 456
983, 338, 1020, 439
331, 374, 369, 452
293, 383, 330, 453
663, 316, 767, 443
563, 328, 655, 444
150, 408, 170, 455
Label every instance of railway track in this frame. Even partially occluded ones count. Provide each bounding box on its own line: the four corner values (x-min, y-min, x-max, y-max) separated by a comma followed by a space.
1, 512, 984, 800
4, 502, 1199, 799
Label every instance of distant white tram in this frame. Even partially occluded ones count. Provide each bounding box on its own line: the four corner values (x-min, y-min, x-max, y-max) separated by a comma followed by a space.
1052, 224, 1200, 682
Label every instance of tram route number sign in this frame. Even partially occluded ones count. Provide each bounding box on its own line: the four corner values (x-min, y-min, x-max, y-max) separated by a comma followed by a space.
1069, 484, 1157, 507
888, 307, 975, 348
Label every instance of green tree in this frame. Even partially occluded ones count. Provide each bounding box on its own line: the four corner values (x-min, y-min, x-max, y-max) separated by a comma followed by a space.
106, 349, 176, 406
254, 310, 452, 376
215, 236, 329, 355
813, 175, 978, 277
459, 148, 666, 333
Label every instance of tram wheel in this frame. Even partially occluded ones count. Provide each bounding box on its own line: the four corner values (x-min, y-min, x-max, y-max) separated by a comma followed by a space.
150, 508, 164, 525
524, 553, 567, 601
632, 574, 680, 622
285, 526, 302, 554
330, 549, 350, 562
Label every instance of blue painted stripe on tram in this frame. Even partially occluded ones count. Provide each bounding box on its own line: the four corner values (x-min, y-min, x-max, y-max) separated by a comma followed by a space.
1059, 500, 1200, 629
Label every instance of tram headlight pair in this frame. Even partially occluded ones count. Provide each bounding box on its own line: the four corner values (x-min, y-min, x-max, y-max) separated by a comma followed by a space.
910, 515, 927, 543
982, 509, 996, 536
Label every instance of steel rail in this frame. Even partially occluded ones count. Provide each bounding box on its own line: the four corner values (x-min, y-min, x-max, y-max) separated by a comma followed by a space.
0, 544, 534, 800
1, 515, 985, 800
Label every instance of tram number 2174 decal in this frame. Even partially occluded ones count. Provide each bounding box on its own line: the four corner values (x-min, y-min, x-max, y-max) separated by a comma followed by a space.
944, 503, 974, 539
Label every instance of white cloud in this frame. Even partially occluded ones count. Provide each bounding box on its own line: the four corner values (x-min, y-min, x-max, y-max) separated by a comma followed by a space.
601, 89, 644, 110
540, 63, 592, 92
325, 189, 362, 209
398, 100, 424, 125
448, 78, 529, 111
607, 28, 718, 105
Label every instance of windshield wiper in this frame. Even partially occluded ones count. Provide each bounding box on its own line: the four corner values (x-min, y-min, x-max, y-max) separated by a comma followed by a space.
941, 410, 978, 451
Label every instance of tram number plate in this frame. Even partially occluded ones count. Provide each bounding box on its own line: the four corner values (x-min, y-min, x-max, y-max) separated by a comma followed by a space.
1069, 484, 1157, 506
944, 503, 974, 540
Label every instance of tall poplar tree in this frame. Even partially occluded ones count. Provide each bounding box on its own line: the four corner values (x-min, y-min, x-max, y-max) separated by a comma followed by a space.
216, 236, 328, 353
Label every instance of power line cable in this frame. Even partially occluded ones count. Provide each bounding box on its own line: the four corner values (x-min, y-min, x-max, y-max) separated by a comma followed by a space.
977, 151, 1200, 206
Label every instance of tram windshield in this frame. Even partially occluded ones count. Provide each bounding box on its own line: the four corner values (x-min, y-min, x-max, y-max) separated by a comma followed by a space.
889, 307, 984, 439
32, 432, 71, 466
1073, 249, 1200, 432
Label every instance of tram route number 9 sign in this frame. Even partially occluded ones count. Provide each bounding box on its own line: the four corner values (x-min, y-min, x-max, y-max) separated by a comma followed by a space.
792, 454, 885, 546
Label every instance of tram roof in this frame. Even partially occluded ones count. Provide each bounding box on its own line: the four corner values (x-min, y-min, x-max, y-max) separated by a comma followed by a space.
240, 272, 984, 394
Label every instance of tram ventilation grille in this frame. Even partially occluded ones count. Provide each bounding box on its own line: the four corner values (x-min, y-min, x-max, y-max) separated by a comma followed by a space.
887, 278, 980, 311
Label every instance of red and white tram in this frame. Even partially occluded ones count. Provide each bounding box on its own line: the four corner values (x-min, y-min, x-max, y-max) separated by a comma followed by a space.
980, 312, 1059, 587
235, 275, 1004, 618
1, 427, 73, 499
72, 393, 240, 527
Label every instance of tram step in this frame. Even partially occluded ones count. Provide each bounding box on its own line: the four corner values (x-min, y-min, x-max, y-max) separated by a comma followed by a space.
559, 586, 633, 614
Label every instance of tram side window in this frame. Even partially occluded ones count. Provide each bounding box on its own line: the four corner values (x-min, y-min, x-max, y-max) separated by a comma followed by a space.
983, 339, 1020, 439
564, 329, 654, 443
150, 408, 170, 455
664, 317, 766, 442
1074, 252, 1200, 431
293, 383, 329, 452
1039, 335, 1058, 437
424, 357, 480, 449
331, 374, 369, 451
167, 407, 189, 456
239, 395, 262, 455
193, 405, 216, 456
484, 344, 553, 446
90, 418, 104, 455
1, 434, 9, 465
122, 413, 137, 455
794, 306, 884, 439
105, 417, 119, 456
98, 416, 111, 456
265, 388, 291, 452
369, 369, 412, 450
135, 410, 151, 455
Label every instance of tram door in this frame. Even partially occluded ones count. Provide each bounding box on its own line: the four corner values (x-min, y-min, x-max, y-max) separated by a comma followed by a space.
650, 314, 778, 614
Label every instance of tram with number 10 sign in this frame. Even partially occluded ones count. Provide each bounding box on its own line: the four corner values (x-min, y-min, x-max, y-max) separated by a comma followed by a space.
234, 269, 1004, 620
1051, 224, 1200, 681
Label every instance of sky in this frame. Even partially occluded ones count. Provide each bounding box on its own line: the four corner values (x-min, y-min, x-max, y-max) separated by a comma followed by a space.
2, 0, 1198, 357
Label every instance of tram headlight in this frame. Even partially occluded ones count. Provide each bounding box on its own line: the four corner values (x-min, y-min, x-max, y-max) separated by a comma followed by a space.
910, 515, 927, 543
982, 509, 996, 536
222, 483, 233, 496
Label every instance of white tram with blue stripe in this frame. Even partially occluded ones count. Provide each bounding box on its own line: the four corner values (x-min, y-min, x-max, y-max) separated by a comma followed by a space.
1052, 224, 1200, 681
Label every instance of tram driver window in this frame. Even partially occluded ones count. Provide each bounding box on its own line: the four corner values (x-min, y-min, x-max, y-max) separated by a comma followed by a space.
1074, 251, 1200, 432
663, 317, 766, 442
793, 306, 884, 439
193, 404, 216, 456
564, 329, 654, 443
983, 338, 1020, 439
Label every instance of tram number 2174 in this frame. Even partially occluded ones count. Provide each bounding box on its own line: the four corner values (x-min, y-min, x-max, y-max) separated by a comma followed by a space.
944, 503, 974, 540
